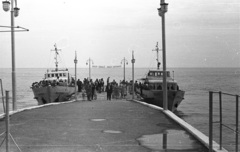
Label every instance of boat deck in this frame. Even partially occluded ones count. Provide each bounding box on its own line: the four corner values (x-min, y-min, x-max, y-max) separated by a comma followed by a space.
0, 93, 209, 152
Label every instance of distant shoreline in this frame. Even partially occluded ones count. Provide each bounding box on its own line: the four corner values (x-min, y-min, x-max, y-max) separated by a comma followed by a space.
0, 67, 239, 69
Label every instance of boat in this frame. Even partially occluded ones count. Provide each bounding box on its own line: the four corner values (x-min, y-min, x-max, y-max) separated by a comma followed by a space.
31, 44, 75, 105
136, 43, 185, 112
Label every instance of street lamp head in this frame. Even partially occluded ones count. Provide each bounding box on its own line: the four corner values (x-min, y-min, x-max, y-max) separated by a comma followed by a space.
2, 0, 10, 12
14, 7, 20, 17
157, 8, 162, 17
161, 3, 168, 13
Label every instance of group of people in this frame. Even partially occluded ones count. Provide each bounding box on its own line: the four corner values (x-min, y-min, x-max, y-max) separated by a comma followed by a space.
31, 78, 73, 88
75, 77, 130, 101
76, 78, 105, 101
106, 79, 128, 100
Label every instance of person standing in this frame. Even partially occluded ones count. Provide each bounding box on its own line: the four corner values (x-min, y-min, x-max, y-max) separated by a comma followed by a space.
106, 83, 113, 100
86, 82, 92, 101
77, 79, 82, 92
91, 83, 96, 100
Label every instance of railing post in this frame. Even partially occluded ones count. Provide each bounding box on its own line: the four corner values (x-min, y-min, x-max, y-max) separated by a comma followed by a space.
5, 91, 9, 152
0, 79, 6, 113
219, 91, 222, 150
209, 91, 213, 152
236, 95, 239, 152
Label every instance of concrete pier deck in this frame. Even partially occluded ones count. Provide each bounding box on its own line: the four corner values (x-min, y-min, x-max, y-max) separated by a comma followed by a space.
0, 95, 209, 152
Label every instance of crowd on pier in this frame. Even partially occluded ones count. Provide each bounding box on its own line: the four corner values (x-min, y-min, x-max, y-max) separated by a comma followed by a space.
77, 78, 132, 101
31, 76, 137, 101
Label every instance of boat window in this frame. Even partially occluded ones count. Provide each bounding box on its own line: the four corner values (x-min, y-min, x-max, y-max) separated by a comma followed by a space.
167, 72, 170, 77
63, 73, 66, 77
149, 84, 153, 89
51, 74, 54, 77
56, 74, 58, 77
168, 84, 175, 90
59, 73, 62, 77
157, 72, 161, 76
157, 84, 162, 90
148, 72, 153, 76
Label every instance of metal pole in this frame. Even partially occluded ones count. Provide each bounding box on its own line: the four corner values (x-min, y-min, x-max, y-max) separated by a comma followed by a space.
124, 57, 125, 82
163, 131, 167, 149
132, 51, 134, 100
219, 92, 222, 150
236, 95, 239, 152
75, 63, 77, 101
161, 0, 168, 110
5, 90, 10, 152
11, 0, 17, 110
88, 58, 91, 80
74, 52, 77, 101
209, 91, 213, 152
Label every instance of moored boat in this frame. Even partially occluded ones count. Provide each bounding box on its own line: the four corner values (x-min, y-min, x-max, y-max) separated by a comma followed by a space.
31, 44, 75, 105
136, 43, 184, 112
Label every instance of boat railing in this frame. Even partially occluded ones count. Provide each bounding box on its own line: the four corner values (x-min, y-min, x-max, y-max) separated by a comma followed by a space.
209, 91, 239, 152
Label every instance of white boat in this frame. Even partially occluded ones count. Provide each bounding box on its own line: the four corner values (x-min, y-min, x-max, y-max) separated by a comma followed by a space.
136, 43, 184, 112
31, 44, 75, 105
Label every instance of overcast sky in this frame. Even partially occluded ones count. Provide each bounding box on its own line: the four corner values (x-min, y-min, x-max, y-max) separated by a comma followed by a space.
0, 0, 239, 68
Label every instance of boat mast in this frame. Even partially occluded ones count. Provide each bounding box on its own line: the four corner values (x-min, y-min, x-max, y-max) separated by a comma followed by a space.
51, 44, 61, 71
152, 42, 161, 69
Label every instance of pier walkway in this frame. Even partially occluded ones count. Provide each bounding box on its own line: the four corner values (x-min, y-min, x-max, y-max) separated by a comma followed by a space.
0, 93, 209, 152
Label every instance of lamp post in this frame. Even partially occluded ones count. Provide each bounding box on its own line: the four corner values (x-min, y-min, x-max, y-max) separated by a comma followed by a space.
86, 58, 93, 80
74, 51, 78, 101
121, 57, 128, 82
131, 51, 135, 100
2, 0, 20, 111
158, 0, 168, 110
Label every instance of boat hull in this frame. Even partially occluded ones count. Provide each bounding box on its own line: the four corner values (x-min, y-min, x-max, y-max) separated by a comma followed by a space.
32, 86, 75, 105
137, 88, 185, 112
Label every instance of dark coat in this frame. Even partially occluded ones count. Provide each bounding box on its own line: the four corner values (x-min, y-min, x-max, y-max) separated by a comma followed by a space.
106, 84, 113, 94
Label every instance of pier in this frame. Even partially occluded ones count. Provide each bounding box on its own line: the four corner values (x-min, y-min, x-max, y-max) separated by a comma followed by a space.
0, 93, 214, 152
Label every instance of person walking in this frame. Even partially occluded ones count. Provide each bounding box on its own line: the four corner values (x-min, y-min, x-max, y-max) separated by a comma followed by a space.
106, 83, 113, 100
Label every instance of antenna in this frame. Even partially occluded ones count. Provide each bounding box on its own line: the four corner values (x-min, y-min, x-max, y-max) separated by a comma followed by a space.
152, 42, 162, 69
51, 43, 61, 71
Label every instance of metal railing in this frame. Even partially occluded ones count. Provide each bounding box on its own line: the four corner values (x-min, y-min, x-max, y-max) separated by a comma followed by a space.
0, 79, 5, 113
209, 91, 239, 152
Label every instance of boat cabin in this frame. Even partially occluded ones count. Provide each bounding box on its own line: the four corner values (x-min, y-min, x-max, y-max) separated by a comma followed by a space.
147, 82, 179, 91
44, 69, 70, 82
137, 70, 179, 91
147, 70, 170, 78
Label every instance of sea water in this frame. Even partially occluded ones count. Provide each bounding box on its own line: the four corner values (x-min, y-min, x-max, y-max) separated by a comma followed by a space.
0, 67, 239, 151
